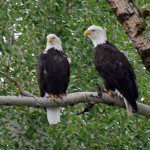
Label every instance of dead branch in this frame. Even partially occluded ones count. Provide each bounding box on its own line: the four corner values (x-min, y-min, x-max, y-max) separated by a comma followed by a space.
0, 92, 149, 117
0, 71, 149, 117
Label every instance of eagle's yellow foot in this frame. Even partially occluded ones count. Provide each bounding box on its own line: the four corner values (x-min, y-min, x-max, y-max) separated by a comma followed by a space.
53, 95, 60, 99
46, 94, 58, 100
101, 88, 113, 97
59, 94, 66, 97
46, 94, 66, 100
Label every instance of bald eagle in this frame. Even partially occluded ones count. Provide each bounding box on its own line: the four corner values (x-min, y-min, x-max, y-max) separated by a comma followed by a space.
84, 25, 138, 116
37, 34, 70, 124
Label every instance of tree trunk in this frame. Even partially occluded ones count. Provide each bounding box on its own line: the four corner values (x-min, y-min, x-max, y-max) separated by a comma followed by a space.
107, 0, 150, 71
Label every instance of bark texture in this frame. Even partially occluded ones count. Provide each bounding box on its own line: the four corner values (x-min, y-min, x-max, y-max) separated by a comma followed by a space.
0, 92, 150, 117
107, 0, 150, 71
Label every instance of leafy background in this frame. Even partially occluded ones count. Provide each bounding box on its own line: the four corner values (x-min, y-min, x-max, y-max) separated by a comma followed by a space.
0, 0, 149, 149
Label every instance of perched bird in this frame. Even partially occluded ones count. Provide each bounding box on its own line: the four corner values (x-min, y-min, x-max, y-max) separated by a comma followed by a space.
84, 25, 138, 116
37, 34, 70, 124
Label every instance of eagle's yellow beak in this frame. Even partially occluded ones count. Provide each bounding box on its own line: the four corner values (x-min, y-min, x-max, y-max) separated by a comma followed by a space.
84, 30, 92, 36
48, 38, 55, 43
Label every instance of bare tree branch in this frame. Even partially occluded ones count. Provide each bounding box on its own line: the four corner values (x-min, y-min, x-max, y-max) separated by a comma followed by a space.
0, 71, 34, 97
0, 92, 149, 117
8, 26, 14, 50
0, 71, 149, 117
107, 0, 150, 71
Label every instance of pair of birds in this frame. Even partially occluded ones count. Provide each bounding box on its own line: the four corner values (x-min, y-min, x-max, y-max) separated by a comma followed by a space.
37, 25, 138, 124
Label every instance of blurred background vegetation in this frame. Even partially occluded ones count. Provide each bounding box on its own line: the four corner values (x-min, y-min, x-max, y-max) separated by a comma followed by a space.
0, 0, 149, 149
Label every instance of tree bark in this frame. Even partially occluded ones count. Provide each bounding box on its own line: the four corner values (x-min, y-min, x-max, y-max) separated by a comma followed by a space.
107, 0, 150, 71
0, 92, 150, 117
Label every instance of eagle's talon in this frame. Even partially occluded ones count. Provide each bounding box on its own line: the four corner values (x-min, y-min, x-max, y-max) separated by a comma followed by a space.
59, 94, 66, 98
46, 94, 58, 100
108, 92, 113, 97
101, 88, 113, 97
46, 94, 66, 100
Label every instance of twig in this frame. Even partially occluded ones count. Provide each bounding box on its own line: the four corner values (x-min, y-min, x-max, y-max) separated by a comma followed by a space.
8, 26, 14, 50
0, 71, 34, 97
76, 102, 94, 115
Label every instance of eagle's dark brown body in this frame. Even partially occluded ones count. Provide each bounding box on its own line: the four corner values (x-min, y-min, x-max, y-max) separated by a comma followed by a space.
37, 48, 70, 97
94, 41, 138, 111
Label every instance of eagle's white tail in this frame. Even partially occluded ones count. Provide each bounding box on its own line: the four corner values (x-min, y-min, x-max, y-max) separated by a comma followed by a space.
115, 90, 133, 116
46, 107, 61, 124
123, 98, 133, 116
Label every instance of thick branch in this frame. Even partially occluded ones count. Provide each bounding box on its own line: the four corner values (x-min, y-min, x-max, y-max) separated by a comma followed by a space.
107, 0, 150, 71
0, 92, 149, 117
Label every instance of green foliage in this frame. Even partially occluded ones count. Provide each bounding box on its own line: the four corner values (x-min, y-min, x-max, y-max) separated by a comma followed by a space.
0, 0, 149, 149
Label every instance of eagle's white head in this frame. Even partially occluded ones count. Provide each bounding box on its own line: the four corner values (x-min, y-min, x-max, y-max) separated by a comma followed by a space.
84, 25, 107, 47
44, 34, 62, 53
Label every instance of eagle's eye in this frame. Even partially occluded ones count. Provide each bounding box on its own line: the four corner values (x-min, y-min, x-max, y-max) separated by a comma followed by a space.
91, 29, 95, 32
